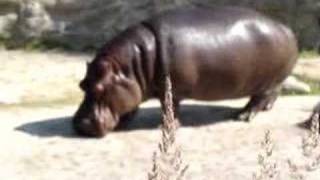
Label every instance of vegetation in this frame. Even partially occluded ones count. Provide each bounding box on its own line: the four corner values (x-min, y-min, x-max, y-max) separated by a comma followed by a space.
253, 130, 279, 180
0, 33, 98, 52
0, 38, 77, 52
0, 36, 9, 48
22, 39, 74, 51
253, 113, 320, 180
299, 50, 319, 59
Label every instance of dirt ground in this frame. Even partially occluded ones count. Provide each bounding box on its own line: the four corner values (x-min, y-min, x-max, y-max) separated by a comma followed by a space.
0, 49, 320, 180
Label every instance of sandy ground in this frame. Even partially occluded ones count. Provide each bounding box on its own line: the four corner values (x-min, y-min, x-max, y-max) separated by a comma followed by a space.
1, 97, 320, 180
294, 58, 320, 81
0, 49, 320, 180
0, 49, 89, 104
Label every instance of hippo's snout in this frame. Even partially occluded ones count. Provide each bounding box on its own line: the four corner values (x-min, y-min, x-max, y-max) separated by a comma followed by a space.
72, 117, 107, 137
72, 99, 119, 137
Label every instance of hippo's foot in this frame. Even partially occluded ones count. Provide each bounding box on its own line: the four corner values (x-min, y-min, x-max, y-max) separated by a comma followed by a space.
236, 110, 258, 122
235, 87, 280, 122
116, 109, 138, 129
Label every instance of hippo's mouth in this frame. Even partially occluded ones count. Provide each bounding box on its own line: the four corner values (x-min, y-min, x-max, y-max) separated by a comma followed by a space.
72, 99, 119, 137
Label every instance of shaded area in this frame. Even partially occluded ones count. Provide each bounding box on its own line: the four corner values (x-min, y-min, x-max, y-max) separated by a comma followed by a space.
116, 104, 240, 131
15, 116, 77, 138
16, 105, 240, 138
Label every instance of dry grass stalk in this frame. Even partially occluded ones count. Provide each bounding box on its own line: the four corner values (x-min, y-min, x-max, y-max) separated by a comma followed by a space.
287, 112, 320, 180
148, 76, 188, 180
302, 113, 320, 171
302, 113, 319, 157
287, 159, 305, 180
253, 130, 279, 180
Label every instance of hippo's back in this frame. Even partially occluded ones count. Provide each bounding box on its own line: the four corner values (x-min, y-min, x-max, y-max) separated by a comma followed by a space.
146, 6, 261, 27
142, 6, 298, 100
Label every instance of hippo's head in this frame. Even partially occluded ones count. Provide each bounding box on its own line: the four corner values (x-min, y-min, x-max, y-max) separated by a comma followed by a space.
73, 50, 143, 137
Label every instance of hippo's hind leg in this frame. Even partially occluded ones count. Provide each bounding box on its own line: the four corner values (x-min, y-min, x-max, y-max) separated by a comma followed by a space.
236, 86, 281, 122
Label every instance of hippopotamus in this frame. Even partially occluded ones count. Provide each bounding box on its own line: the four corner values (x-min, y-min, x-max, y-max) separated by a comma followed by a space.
73, 6, 298, 137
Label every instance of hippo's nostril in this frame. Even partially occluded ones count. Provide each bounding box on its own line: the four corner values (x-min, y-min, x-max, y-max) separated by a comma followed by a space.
73, 118, 92, 135
72, 117, 108, 137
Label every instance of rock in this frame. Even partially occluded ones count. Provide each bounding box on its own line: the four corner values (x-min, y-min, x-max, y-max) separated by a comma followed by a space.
0, 13, 17, 38
282, 76, 311, 94
13, 0, 54, 38
293, 59, 320, 82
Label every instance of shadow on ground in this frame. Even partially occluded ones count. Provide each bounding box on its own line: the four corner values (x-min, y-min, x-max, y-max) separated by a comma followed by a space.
15, 116, 76, 138
15, 105, 240, 138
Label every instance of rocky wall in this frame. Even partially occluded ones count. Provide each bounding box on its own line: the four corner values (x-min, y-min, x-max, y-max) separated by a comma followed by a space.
0, 0, 319, 51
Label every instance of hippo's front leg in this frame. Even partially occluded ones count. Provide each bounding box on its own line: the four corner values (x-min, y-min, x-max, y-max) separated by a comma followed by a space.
116, 108, 138, 129
236, 86, 281, 122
